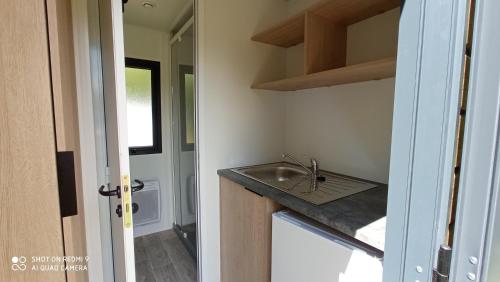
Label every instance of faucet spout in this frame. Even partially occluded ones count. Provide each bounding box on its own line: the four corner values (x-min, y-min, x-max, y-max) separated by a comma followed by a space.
281, 153, 313, 175
281, 153, 321, 178
282, 153, 321, 193
310, 158, 319, 178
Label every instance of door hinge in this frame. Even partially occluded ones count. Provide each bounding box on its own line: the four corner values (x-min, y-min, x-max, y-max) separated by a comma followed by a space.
433, 244, 452, 282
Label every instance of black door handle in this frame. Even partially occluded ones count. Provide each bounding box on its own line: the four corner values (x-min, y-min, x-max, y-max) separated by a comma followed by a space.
98, 185, 121, 198
98, 179, 144, 198
131, 179, 144, 193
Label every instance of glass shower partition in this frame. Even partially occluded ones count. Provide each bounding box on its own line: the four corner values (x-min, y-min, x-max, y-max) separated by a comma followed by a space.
171, 28, 196, 258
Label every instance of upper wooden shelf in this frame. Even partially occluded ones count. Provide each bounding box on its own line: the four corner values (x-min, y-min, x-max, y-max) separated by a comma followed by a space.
251, 0, 400, 47
251, 57, 396, 91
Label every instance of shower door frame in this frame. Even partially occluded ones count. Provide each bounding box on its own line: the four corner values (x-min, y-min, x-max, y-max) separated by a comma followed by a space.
170, 22, 197, 259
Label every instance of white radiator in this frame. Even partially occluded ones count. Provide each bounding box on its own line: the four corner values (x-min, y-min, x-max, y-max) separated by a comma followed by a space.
132, 179, 161, 226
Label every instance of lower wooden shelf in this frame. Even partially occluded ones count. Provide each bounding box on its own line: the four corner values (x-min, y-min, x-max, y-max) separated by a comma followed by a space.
251, 57, 396, 91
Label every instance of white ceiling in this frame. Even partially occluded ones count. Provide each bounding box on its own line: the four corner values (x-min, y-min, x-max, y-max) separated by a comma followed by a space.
123, 0, 191, 31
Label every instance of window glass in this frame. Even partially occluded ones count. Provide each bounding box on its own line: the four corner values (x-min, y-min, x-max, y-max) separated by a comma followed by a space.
125, 67, 153, 147
184, 73, 195, 145
179, 65, 194, 151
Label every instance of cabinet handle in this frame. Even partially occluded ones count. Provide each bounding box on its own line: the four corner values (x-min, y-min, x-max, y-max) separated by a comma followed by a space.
244, 187, 263, 197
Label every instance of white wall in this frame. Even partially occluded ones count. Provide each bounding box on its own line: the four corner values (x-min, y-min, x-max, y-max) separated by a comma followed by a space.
284, 79, 395, 183
123, 24, 174, 236
197, 0, 289, 280
283, 7, 399, 183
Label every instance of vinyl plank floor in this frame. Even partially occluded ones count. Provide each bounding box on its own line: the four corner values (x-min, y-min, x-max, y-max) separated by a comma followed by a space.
161, 236, 197, 282
135, 237, 148, 264
135, 230, 196, 282
136, 261, 156, 282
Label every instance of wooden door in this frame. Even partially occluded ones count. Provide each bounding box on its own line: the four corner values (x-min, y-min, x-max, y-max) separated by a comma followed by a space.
0, 1, 66, 281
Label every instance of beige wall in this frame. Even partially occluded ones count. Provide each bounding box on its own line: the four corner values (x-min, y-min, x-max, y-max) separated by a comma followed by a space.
197, 0, 289, 280
283, 7, 399, 183
346, 8, 400, 65
123, 24, 174, 236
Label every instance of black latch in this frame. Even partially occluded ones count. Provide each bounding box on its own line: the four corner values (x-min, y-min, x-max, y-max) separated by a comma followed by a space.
115, 203, 139, 217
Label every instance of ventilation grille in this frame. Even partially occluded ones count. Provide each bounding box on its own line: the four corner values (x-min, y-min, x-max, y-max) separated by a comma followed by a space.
133, 179, 161, 226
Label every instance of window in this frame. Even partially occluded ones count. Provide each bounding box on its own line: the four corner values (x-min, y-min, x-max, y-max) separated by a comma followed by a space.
125, 57, 161, 155
179, 65, 195, 151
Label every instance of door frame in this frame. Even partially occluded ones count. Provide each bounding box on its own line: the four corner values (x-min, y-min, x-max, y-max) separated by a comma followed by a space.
170, 19, 196, 237
194, 0, 203, 280
449, 0, 500, 280
71, 0, 110, 281
71, 0, 125, 281
384, 0, 471, 281
71, 0, 202, 281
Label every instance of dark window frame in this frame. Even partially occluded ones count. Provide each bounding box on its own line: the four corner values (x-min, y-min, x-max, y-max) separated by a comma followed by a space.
179, 64, 195, 151
125, 57, 162, 155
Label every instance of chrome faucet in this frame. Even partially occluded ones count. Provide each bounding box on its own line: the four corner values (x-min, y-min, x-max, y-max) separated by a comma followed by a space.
310, 158, 319, 178
282, 153, 321, 179
282, 153, 320, 192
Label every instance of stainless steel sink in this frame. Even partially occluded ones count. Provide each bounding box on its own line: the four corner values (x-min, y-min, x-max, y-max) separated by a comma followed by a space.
241, 165, 308, 183
232, 162, 377, 205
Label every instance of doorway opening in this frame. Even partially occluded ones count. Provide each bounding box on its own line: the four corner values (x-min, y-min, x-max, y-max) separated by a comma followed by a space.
90, 0, 197, 279
122, 0, 196, 281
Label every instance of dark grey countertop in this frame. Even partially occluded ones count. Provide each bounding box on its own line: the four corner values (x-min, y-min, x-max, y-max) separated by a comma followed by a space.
218, 166, 388, 256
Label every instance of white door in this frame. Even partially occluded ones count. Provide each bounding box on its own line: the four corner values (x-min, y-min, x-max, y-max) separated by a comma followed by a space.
97, 0, 136, 281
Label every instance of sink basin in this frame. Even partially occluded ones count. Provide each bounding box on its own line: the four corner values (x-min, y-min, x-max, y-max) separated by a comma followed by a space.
241, 166, 308, 183
232, 162, 378, 205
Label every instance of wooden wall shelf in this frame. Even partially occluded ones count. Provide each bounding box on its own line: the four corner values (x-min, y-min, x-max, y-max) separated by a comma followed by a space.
251, 0, 400, 91
251, 57, 396, 91
252, 0, 400, 48
251, 15, 305, 48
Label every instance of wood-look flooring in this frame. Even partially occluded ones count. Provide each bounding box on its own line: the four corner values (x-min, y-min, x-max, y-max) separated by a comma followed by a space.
135, 230, 196, 282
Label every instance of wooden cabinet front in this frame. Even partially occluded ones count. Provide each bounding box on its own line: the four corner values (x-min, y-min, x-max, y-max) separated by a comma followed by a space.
220, 177, 281, 282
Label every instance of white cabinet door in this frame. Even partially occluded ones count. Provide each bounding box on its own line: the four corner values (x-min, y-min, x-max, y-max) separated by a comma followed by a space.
271, 211, 382, 282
